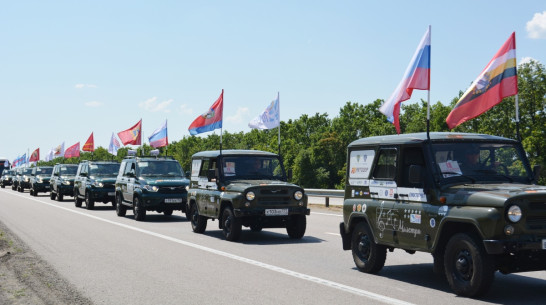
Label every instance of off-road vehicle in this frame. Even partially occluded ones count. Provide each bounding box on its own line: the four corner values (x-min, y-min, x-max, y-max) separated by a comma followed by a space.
188, 150, 309, 241
11, 167, 23, 191
16, 167, 34, 192
115, 155, 189, 221
0, 169, 14, 188
339, 132, 546, 298
29, 166, 53, 196
50, 164, 78, 201
74, 161, 120, 209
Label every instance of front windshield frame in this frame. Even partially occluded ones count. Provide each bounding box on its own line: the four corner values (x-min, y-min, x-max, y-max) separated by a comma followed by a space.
137, 160, 184, 177
430, 141, 533, 185
220, 155, 287, 181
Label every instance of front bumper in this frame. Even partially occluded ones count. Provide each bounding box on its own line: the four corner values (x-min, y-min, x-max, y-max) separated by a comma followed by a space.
483, 238, 546, 254
140, 192, 188, 211
88, 187, 115, 201
1, 178, 13, 186
33, 182, 51, 192
233, 206, 310, 217
58, 184, 74, 196
19, 181, 31, 189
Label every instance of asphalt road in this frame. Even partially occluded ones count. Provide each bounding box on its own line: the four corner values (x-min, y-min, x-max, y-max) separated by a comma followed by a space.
0, 189, 545, 305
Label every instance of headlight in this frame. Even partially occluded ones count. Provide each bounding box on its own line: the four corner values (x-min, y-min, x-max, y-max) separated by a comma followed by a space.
37, 178, 43, 183
143, 185, 159, 192
507, 205, 522, 223
246, 191, 255, 201
92, 181, 104, 188
24, 177, 30, 182
62, 180, 71, 185
294, 190, 303, 201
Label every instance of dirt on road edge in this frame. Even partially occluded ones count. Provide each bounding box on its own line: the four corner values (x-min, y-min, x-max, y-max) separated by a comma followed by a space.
0, 220, 93, 305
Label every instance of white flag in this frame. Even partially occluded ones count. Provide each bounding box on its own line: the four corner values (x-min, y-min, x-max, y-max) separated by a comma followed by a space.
109, 132, 121, 155
249, 92, 280, 130
53, 142, 65, 157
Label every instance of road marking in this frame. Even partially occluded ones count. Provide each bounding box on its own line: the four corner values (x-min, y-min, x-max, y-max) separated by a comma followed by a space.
311, 212, 342, 217
2, 190, 414, 305
325, 232, 339, 236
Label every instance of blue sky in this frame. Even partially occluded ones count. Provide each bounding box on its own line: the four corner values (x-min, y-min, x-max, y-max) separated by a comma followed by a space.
1, 1, 546, 162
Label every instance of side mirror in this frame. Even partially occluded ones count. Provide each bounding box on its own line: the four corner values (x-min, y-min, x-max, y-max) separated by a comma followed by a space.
126, 171, 135, 178
409, 165, 423, 184
207, 169, 216, 181
185, 171, 191, 179
533, 165, 541, 180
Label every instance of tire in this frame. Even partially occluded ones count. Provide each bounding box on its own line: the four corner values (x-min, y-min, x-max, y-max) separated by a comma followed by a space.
163, 209, 173, 216
1, 183, 4, 188
18, 186, 23, 193
29, 189, 34, 196
351, 222, 387, 274
115, 195, 127, 217
222, 207, 242, 241
57, 194, 63, 201
444, 233, 495, 297
85, 192, 95, 210
286, 215, 306, 239
50, 191, 56, 200
190, 204, 207, 233
133, 196, 146, 221
74, 191, 83, 207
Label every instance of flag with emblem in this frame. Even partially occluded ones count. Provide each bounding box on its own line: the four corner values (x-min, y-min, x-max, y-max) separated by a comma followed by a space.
64, 142, 80, 158
29, 148, 40, 162
118, 119, 142, 145
188, 90, 223, 135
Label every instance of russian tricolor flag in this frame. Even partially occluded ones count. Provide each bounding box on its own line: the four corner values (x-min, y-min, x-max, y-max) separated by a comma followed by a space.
148, 120, 168, 148
188, 90, 224, 136
380, 26, 431, 134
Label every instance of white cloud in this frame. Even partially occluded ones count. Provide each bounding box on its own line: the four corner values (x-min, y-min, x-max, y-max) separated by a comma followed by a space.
179, 104, 193, 115
139, 97, 173, 113
226, 107, 249, 123
75, 83, 98, 89
526, 11, 546, 39
85, 101, 103, 107
519, 57, 534, 65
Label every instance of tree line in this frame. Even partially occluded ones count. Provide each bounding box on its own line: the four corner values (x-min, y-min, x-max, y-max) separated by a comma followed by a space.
37, 60, 546, 188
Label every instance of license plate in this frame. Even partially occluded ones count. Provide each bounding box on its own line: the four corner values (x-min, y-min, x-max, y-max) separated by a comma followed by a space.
265, 208, 288, 216
165, 198, 182, 203
542, 239, 546, 250
45, 186, 50, 189
108, 192, 115, 196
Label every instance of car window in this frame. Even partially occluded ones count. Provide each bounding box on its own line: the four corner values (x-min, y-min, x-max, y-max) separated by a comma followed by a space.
372, 149, 397, 180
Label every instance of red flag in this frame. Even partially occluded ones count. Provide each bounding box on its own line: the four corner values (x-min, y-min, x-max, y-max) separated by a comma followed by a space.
446, 33, 517, 129
82, 132, 94, 152
118, 119, 142, 145
64, 142, 80, 158
29, 148, 40, 162
188, 90, 224, 135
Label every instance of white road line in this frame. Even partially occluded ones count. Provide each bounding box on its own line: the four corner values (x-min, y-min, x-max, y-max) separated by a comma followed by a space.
2, 190, 414, 305
311, 212, 342, 217
325, 232, 339, 236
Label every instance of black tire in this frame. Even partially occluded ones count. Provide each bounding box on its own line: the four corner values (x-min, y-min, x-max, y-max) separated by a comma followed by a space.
133, 196, 146, 221
57, 194, 63, 201
351, 222, 387, 274
222, 208, 242, 241
29, 189, 34, 196
190, 204, 207, 233
18, 186, 23, 193
286, 215, 306, 239
74, 191, 83, 207
115, 195, 127, 217
444, 233, 495, 297
163, 209, 173, 216
85, 192, 95, 210
50, 191, 56, 200
1, 183, 4, 188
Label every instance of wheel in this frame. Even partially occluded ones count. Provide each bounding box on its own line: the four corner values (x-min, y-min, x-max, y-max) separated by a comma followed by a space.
57, 194, 63, 201
163, 209, 173, 216
133, 196, 146, 221
444, 233, 495, 297
351, 222, 387, 274
29, 189, 34, 196
18, 185, 23, 192
1, 183, 4, 188
190, 204, 207, 233
50, 191, 56, 200
115, 195, 127, 216
222, 207, 242, 241
286, 215, 306, 239
250, 224, 263, 232
11, 184, 16, 190
85, 192, 95, 210
74, 191, 83, 207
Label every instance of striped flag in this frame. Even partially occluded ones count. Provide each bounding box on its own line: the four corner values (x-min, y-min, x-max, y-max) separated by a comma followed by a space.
380, 27, 431, 134
109, 133, 121, 155
446, 32, 517, 129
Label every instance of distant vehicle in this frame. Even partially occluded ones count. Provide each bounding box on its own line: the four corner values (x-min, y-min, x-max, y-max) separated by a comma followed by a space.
11, 167, 23, 191
339, 132, 546, 298
0, 157, 9, 176
115, 155, 189, 221
0, 169, 15, 188
50, 164, 78, 201
16, 167, 34, 192
74, 160, 120, 209
29, 166, 54, 196
187, 150, 309, 242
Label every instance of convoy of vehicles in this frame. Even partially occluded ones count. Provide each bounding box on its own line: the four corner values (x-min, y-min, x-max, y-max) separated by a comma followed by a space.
2, 132, 546, 299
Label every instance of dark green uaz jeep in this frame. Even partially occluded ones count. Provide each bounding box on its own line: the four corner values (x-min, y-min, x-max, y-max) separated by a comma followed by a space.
339, 132, 546, 298
187, 150, 309, 241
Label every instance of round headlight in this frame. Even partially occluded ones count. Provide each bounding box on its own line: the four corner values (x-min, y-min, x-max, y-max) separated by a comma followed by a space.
294, 190, 303, 201
246, 191, 255, 201
507, 205, 522, 223
63, 180, 71, 185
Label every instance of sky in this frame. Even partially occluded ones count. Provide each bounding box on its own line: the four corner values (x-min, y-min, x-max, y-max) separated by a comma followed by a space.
1, 1, 546, 162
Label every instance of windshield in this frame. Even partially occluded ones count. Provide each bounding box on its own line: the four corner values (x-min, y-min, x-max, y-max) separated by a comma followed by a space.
137, 161, 183, 177
89, 163, 120, 176
35, 168, 53, 175
60, 166, 78, 176
22, 168, 33, 175
221, 156, 285, 180
431, 142, 532, 184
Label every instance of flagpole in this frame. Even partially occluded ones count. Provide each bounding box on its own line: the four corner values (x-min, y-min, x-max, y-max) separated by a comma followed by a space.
277, 92, 281, 155
515, 94, 520, 141
426, 25, 431, 140
220, 89, 224, 154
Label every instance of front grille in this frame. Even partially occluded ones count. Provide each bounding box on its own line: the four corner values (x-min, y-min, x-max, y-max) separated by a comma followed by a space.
256, 188, 292, 205
103, 183, 115, 188
529, 202, 546, 212
526, 216, 546, 230
158, 186, 186, 194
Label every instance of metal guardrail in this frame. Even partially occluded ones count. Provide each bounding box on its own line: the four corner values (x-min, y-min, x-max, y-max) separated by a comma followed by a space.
304, 188, 344, 207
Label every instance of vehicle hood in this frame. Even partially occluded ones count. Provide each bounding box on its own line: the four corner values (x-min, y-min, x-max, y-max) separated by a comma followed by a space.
89, 176, 116, 183
224, 179, 303, 193
138, 177, 189, 186
441, 183, 546, 207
